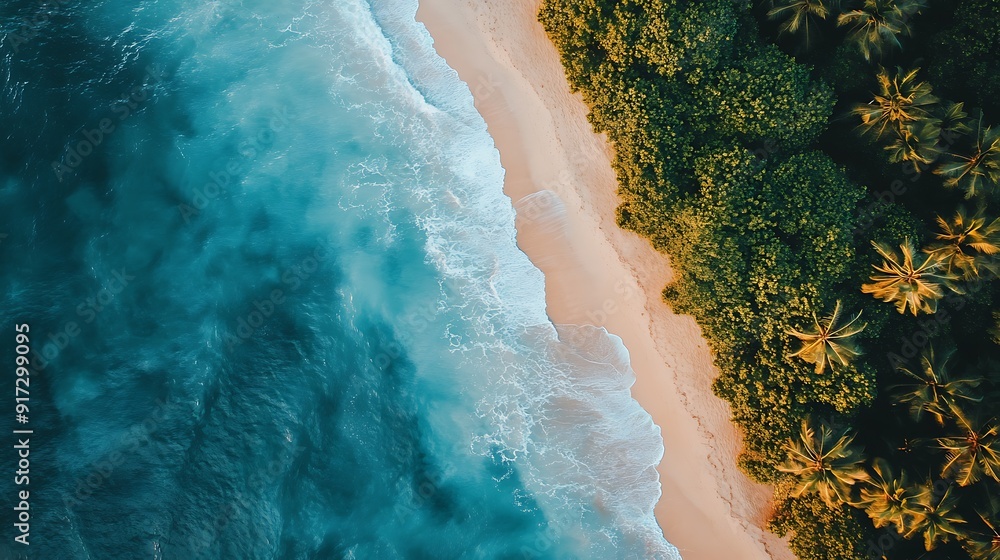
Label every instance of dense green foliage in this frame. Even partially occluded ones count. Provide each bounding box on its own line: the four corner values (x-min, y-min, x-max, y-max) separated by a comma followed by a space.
769, 491, 874, 560
708, 45, 834, 148
540, 0, 1000, 558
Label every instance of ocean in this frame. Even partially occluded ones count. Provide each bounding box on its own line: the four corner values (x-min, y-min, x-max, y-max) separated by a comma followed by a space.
0, 0, 678, 558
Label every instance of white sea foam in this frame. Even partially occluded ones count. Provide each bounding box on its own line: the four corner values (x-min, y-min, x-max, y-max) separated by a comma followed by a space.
351, 1, 682, 558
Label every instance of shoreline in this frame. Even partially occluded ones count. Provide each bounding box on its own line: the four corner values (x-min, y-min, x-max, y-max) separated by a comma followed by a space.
415, 1, 796, 559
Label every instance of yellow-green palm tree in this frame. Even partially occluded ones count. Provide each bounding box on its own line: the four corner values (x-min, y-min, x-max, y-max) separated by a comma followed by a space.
885, 120, 942, 173
778, 419, 869, 506
768, 0, 836, 49
788, 301, 866, 373
963, 503, 1000, 560
907, 481, 966, 551
859, 458, 921, 534
925, 207, 1000, 280
853, 67, 938, 140
861, 239, 958, 315
893, 346, 982, 426
936, 111, 1000, 199
938, 408, 1000, 486
939, 101, 972, 144
837, 0, 927, 61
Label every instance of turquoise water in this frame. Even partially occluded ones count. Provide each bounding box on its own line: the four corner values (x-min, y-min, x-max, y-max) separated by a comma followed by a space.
0, 1, 678, 558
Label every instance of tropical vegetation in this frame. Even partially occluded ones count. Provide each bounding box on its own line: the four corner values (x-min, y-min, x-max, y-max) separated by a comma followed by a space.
539, 0, 1000, 557
788, 300, 866, 374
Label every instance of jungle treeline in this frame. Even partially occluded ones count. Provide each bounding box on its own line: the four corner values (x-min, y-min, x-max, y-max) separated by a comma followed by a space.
538, 0, 1000, 558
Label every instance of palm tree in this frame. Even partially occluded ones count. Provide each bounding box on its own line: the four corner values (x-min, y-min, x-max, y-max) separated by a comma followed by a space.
859, 458, 922, 534
885, 120, 942, 173
853, 67, 939, 140
939, 101, 972, 144
861, 239, 958, 315
788, 301, 866, 373
964, 516, 1000, 560
907, 481, 966, 551
938, 408, 1000, 486
963, 497, 1000, 560
778, 418, 869, 506
925, 206, 1000, 280
893, 346, 983, 425
935, 110, 1000, 198
768, 0, 837, 49
837, 0, 928, 61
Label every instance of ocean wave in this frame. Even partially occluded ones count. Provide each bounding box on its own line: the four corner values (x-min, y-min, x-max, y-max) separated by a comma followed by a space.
361, 1, 680, 557
2, 0, 680, 556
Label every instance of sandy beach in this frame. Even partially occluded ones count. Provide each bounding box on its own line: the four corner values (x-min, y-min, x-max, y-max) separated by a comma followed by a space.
416, 2, 797, 559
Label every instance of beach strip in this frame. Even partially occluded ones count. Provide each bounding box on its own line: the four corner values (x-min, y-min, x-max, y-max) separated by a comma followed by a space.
415, 1, 797, 559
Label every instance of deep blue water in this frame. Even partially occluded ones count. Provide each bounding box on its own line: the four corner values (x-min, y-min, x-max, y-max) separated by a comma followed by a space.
0, 1, 677, 558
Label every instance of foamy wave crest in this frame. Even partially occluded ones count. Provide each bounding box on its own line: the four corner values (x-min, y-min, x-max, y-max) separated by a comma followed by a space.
358, 0, 681, 557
